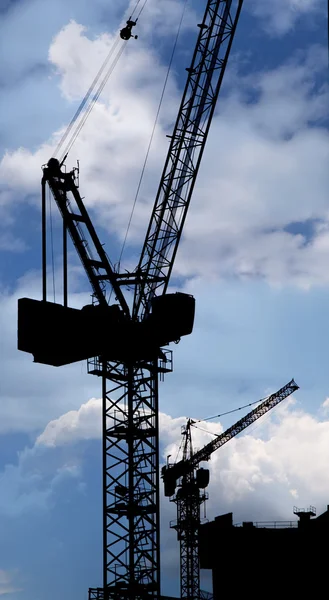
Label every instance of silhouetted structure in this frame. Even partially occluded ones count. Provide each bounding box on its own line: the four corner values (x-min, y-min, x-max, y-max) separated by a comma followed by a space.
162, 380, 298, 600
120, 19, 138, 40
199, 505, 329, 598
17, 2, 244, 599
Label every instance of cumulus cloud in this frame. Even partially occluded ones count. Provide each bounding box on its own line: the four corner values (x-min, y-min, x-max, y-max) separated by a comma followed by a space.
0, 16, 180, 247
36, 398, 101, 447
0, 18, 327, 287
176, 45, 329, 287
0, 570, 21, 596
37, 401, 223, 449
34, 390, 329, 520
0, 386, 327, 596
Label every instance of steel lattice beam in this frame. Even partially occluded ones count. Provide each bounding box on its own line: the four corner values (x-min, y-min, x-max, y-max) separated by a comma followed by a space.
179, 378, 299, 474
43, 170, 129, 317
87, 356, 172, 600
171, 473, 205, 600
133, 0, 243, 320
170, 421, 206, 600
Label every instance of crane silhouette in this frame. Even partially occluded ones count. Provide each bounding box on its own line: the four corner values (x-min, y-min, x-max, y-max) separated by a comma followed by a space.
162, 379, 299, 600
18, 2, 244, 599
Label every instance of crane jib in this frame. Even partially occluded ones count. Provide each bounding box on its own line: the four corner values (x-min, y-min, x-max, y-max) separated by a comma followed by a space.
133, 0, 244, 320
162, 378, 298, 491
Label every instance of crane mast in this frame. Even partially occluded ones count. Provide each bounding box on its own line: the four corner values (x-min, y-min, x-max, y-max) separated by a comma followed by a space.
163, 379, 299, 600
17, 2, 244, 600
170, 419, 206, 600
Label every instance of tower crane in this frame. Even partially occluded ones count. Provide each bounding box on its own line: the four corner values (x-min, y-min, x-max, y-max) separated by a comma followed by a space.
17, 2, 244, 599
162, 379, 299, 600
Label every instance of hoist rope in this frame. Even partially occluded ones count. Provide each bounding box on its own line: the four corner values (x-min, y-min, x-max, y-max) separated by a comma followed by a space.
174, 433, 185, 464
191, 404, 276, 441
55, 39, 127, 162
54, 36, 121, 160
130, 0, 142, 18
194, 396, 269, 423
60, 41, 127, 160
117, 0, 189, 269
191, 422, 219, 438
131, 0, 148, 19
54, 0, 149, 161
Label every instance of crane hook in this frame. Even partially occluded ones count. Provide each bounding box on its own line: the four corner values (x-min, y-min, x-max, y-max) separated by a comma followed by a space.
120, 19, 138, 41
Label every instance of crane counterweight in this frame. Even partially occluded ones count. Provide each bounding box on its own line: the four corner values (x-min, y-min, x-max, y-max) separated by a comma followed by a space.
18, 293, 195, 365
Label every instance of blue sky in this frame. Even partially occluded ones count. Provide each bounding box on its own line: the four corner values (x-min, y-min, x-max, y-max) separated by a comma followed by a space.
0, 0, 328, 598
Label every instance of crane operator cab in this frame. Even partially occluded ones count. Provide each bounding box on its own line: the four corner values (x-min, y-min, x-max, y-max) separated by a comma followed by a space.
44, 158, 75, 190
45, 158, 75, 189
46, 157, 63, 178
120, 19, 138, 40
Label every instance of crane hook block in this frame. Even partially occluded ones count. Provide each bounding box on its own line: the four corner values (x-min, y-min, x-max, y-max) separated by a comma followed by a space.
120, 19, 138, 41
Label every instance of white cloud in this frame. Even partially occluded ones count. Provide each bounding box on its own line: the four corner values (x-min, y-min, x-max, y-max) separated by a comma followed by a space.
250, 0, 324, 35
0, 20, 327, 287
176, 46, 329, 287
36, 398, 101, 447
37, 402, 222, 449
164, 397, 329, 520
34, 389, 329, 520
0, 17, 180, 245
0, 570, 21, 596
0, 385, 327, 592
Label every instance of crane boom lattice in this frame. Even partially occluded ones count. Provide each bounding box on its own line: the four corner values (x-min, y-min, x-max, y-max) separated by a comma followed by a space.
133, 0, 244, 320
188, 377, 298, 470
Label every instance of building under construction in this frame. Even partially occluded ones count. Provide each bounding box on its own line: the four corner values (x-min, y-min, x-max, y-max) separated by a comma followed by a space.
200, 505, 329, 599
